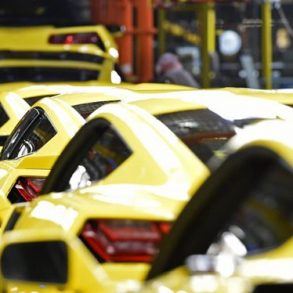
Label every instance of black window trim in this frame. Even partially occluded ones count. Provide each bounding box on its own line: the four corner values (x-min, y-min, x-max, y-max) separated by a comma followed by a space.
1, 107, 57, 160
1, 108, 41, 160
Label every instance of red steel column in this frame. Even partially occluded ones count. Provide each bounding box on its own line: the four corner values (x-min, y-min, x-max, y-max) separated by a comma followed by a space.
134, 0, 156, 82
90, 0, 134, 78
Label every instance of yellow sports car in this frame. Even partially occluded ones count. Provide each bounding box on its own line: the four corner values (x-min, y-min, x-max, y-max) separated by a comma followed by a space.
0, 83, 125, 150
0, 83, 84, 149
42, 89, 293, 195
140, 119, 293, 293
1, 120, 293, 292
0, 83, 202, 221
0, 81, 196, 150
0, 90, 135, 232
0, 1, 118, 84
0, 90, 208, 293
0, 84, 211, 210
0, 183, 182, 292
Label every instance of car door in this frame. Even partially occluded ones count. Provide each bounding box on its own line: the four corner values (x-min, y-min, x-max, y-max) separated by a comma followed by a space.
147, 144, 293, 280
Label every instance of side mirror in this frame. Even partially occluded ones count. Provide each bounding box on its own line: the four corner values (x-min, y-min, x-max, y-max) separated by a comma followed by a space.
1, 240, 68, 284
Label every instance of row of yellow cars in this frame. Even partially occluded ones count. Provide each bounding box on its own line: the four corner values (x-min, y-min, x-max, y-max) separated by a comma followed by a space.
0, 81, 291, 292
0, 18, 292, 292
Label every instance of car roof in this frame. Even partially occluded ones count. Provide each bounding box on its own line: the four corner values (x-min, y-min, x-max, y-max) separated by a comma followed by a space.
4, 84, 136, 107
0, 82, 194, 106
51, 86, 135, 106
118, 82, 195, 92
223, 87, 293, 106
227, 119, 293, 163
126, 89, 293, 120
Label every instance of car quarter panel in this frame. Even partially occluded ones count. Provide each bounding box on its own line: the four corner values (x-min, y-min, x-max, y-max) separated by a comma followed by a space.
86, 103, 209, 197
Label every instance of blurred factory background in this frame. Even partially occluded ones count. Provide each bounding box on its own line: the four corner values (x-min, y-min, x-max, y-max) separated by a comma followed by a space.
1, 0, 293, 89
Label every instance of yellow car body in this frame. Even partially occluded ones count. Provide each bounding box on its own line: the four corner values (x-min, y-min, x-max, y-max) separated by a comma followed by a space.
0, 96, 209, 292
0, 90, 142, 232
42, 100, 207, 198
140, 119, 293, 293
0, 83, 206, 229
0, 87, 292, 292
24, 90, 291, 288
0, 184, 184, 292
223, 87, 293, 107
0, 92, 30, 144
1, 120, 293, 292
42, 88, 293, 196
0, 84, 80, 148
0, 81, 179, 144
0, 82, 33, 92
0, 84, 213, 222
0, 25, 118, 83
0, 83, 130, 149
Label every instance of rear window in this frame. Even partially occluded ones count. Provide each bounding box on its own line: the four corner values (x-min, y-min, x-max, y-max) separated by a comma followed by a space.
69, 126, 132, 190
73, 100, 120, 119
216, 164, 293, 255
0, 0, 91, 26
156, 109, 236, 163
0, 68, 99, 84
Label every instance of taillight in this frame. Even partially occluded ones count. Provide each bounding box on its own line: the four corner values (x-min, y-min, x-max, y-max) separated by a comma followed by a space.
15, 177, 45, 201
80, 219, 171, 263
48, 32, 105, 49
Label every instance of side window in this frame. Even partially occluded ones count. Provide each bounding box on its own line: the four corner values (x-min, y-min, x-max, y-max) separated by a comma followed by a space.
69, 125, 132, 190
15, 112, 56, 159
210, 165, 293, 256
1, 108, 56, 160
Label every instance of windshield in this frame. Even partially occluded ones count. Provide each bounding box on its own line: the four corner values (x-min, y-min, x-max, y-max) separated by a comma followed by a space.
0, 0, 91, 26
